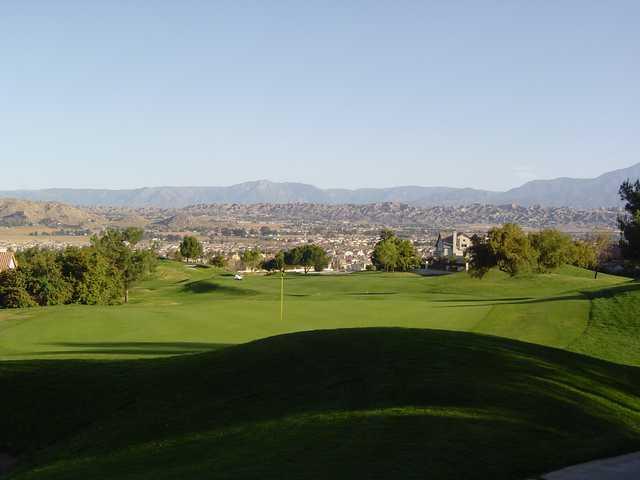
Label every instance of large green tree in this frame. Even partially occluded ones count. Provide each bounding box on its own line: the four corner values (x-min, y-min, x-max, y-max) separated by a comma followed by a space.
469, 224, 537, 277
93, 228, 156, 303
263, 251, 286, 273
16, 248, 71, 306
285, 245, 329, 274
179, 236, 203, 263
489, 224, 538, 276
467, 234, 496, 278
372, 240, 398, 271
571, 240, 598, 270
371, 229, 420, 272
208, 253, 227, 268
0, 269, 35, 308
59, 246, 121, 304
308, 245, 330, 272
529, 229, 575, 272
240, 248, 262, 271
618, 179, 640, 263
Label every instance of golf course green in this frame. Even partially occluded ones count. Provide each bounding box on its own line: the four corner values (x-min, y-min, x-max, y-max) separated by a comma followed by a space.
0, 261, 634, 363
1, 261, 639, 479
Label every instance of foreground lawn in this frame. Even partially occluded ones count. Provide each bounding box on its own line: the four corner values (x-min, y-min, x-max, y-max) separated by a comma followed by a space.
0, 262, 632, 364
1, 263, 640, 478
2, 328, 640, 479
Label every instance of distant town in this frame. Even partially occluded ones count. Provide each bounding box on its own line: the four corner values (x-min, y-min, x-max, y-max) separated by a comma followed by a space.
0, 198, 620, 273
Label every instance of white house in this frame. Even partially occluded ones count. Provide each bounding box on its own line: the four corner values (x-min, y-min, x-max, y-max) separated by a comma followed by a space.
434, 231, 472, 258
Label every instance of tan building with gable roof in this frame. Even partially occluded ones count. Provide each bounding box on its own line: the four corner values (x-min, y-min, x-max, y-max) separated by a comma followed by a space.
434, 231, 472, 258
0, 250, 18, 272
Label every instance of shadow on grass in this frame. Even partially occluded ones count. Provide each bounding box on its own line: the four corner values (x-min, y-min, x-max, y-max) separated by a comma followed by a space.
584, 282, 640, 299
33, 341, 230, 356
3, 328, 640, 479
435, 294, 586, 308
182, 279, 258, 296
435, 283, 640, 308
345, 292, 398, 296
430, 296, 534, 303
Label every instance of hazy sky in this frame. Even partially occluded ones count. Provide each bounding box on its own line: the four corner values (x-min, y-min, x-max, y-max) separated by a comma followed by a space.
1, 1, 638, 191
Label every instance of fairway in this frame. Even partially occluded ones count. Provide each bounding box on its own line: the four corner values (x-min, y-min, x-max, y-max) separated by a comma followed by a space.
2, 262, 640, 479
0, 261, 632, 363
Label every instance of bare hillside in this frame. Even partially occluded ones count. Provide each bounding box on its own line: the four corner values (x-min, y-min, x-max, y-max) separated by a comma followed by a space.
0, 198, 103, 227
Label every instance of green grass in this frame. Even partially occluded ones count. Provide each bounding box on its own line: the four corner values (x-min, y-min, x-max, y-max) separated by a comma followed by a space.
2, 329, 640, 479
1, 261, 640, 479
0, 262, 630, 363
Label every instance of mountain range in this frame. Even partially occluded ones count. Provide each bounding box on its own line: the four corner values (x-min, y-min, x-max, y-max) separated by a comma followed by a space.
1, 163, 637, 208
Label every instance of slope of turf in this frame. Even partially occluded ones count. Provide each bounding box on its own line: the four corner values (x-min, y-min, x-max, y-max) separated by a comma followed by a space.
2, 328, 640, 480
569, 282, 640, 365
0, 261, 631, 364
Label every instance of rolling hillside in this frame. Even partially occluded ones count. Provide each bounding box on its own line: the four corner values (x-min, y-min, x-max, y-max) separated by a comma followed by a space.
0, 199, 101, 227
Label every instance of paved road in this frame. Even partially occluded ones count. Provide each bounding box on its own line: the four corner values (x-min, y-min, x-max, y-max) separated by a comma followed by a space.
540, 451, 640, 479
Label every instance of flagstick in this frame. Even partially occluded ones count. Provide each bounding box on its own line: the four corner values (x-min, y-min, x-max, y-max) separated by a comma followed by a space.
280, 271, 285, 322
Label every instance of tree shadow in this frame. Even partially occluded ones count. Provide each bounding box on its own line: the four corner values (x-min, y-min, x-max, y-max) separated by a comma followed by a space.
430, 297, 533, 303
435, 282, 640, 308
35, 341, 230, 356
345, 292, 398, 296
182, 279, 258, 296
435, 294, 586, 308
584, 282, 640, 299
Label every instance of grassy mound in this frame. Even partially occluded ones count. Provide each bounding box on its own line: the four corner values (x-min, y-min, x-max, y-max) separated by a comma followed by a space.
3, 328, 640, 479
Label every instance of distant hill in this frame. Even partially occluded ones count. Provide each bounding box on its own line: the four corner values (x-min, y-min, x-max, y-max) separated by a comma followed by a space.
1, 163, 638, 208
0, 198, 101, 227
492, 163, 640, 208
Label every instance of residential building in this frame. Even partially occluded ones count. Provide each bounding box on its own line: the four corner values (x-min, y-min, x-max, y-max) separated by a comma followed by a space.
434, 231, 471, 258
0, 250, 18, 273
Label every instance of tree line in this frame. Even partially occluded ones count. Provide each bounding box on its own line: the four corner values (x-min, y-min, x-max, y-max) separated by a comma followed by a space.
177, 236, 331, 274
0, 228, 157, 308
262, 244, 330, 274
467, 224, 604, 277
469, 179, 640, 278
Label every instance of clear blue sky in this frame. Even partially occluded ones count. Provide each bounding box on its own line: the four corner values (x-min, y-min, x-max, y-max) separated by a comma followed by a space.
1, 1, 638, 191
